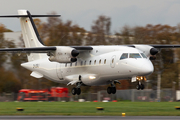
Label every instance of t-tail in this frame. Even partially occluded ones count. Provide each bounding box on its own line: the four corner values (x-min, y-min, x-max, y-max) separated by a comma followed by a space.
19, 10, 45, 61
0, 10, 60, 61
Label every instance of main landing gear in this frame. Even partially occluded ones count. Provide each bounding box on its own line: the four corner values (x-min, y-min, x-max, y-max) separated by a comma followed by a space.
107, 87, 116, 94
107, 80, 120, 94
71, 82, 82, 95
136, 82, 144, 90
72, 87, 81, 95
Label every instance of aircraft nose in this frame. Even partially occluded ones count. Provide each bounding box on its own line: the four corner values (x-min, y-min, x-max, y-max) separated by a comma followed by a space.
138, 60, 154, 76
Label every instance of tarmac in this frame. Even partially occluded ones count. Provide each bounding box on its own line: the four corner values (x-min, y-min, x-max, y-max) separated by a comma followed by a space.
0, 116, 180, 120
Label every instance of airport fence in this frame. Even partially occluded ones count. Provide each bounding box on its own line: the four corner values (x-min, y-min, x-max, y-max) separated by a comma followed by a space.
0, 89, 175, 102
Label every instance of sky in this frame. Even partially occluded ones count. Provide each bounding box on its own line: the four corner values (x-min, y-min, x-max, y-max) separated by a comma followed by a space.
0, 0, 180, 33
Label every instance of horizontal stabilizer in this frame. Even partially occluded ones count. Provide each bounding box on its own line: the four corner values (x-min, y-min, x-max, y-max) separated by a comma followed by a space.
0, 15, 60, 18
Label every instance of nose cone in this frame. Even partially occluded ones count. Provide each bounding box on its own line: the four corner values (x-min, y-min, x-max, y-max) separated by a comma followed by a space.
138, 60, 154, 76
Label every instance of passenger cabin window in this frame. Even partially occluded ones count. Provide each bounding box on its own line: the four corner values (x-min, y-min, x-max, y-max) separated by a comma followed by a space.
70, 63, 72, 67
81, 61, 83, 66
94, 60, 96, 65
89, 60, 91, 65
112, 58, 114, 63
129, 53, 141, 58
104, 59, 106, 64
141, 53, 147, 58
99, 59, 101, 64
84, 61, 86, 65
75, 62, 77, 66
120, 53, 128, 60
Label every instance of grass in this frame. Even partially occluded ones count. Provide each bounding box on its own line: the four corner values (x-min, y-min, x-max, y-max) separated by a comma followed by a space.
0, 101, 180, 116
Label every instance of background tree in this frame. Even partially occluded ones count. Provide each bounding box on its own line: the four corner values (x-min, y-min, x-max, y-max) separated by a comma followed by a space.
35, 13, 86, 46
87, 15, 111, 45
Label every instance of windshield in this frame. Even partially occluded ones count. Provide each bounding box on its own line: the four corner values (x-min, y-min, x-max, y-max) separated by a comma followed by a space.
120, 53, 146, 60
120, 53, 128, 60
141, 53, 147, 58
129, 53, 142, 58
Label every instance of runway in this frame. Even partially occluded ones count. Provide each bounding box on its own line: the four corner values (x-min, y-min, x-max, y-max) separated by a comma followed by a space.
0, 116, 180, 120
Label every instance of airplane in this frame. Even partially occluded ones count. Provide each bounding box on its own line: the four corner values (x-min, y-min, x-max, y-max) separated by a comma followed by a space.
0, 10, 180, 95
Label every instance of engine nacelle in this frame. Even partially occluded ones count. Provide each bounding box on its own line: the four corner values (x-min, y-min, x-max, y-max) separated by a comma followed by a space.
48, 46, 79, 63
133, 45, 158, 57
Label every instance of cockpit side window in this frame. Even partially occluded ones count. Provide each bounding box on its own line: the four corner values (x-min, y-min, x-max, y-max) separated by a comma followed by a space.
141, 53, 147, 58
129, 53, 142, 58
120, 53, 128, 60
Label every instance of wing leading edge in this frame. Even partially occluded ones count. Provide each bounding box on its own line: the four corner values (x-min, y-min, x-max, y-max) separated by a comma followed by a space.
150, 45, 180, 48
0, 46, 93, 53
129, 44, 180, 48
0, 47, 56, 53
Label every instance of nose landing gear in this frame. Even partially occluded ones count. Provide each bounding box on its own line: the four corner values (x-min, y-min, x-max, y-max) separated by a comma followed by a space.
136, 82, 144, 90
135, 76, 146, 90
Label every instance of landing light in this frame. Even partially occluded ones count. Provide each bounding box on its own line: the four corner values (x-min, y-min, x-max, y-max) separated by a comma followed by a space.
136, 76, 146, 81
89, 76, 96, 80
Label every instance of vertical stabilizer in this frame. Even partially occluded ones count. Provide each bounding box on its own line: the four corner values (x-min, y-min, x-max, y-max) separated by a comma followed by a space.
18, 10, 46, 61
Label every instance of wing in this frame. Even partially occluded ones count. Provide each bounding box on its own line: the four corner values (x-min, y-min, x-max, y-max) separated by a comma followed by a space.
0, 47, 56, 53
71, 46, 93, 50
150, 45, 180, 48
0, 46, 93, 53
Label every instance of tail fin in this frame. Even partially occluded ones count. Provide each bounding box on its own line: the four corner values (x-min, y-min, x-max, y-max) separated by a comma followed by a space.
18, 10, 45, 61
18, 10, 44, 48
0, 10, 60, 61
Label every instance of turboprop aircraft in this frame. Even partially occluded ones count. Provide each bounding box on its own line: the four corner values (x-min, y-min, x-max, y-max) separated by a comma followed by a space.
0, 10, 180, 95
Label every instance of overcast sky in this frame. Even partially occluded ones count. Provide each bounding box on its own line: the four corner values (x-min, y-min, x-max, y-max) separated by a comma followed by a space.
0, 0, 180, 33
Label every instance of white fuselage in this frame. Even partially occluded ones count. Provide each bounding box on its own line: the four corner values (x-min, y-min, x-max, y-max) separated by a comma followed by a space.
21, 46, 154, 86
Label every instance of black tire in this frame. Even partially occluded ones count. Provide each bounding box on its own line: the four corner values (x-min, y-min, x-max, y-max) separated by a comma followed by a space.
136, 84, 140, 90
140, 84, 144, 90
107, 87, 112, 94
71, 87, 77, 95
76, 88, 81, 95
111, 87, 116, 94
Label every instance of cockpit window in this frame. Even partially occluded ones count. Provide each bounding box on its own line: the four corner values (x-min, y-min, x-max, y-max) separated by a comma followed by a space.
129, 53, 142, 58
141, 53, 147, 58
120, 53, 128, 60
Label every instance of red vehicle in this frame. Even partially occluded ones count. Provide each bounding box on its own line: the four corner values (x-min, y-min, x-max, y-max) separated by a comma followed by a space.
17, 87, 69, 101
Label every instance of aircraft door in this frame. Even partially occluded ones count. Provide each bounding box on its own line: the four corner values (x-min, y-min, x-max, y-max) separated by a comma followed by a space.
110, 55, 116, 68
56, 63, 64, 80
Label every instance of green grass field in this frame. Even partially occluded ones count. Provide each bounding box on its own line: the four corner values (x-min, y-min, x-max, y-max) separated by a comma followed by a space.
0, 102, 180, 116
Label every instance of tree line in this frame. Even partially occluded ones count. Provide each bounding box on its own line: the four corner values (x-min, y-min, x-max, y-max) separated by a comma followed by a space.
0, 14, 180, 93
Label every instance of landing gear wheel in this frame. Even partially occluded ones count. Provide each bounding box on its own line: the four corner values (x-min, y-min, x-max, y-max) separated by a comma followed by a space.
140, 84, 144, 90
111, 87, 116, 94
72, 87, 77, 95
107, 87, 116, 94
76, 88, 81, 95
136, 84, 140, 90
136, 84, 145, 90
107, 87, 112, 94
